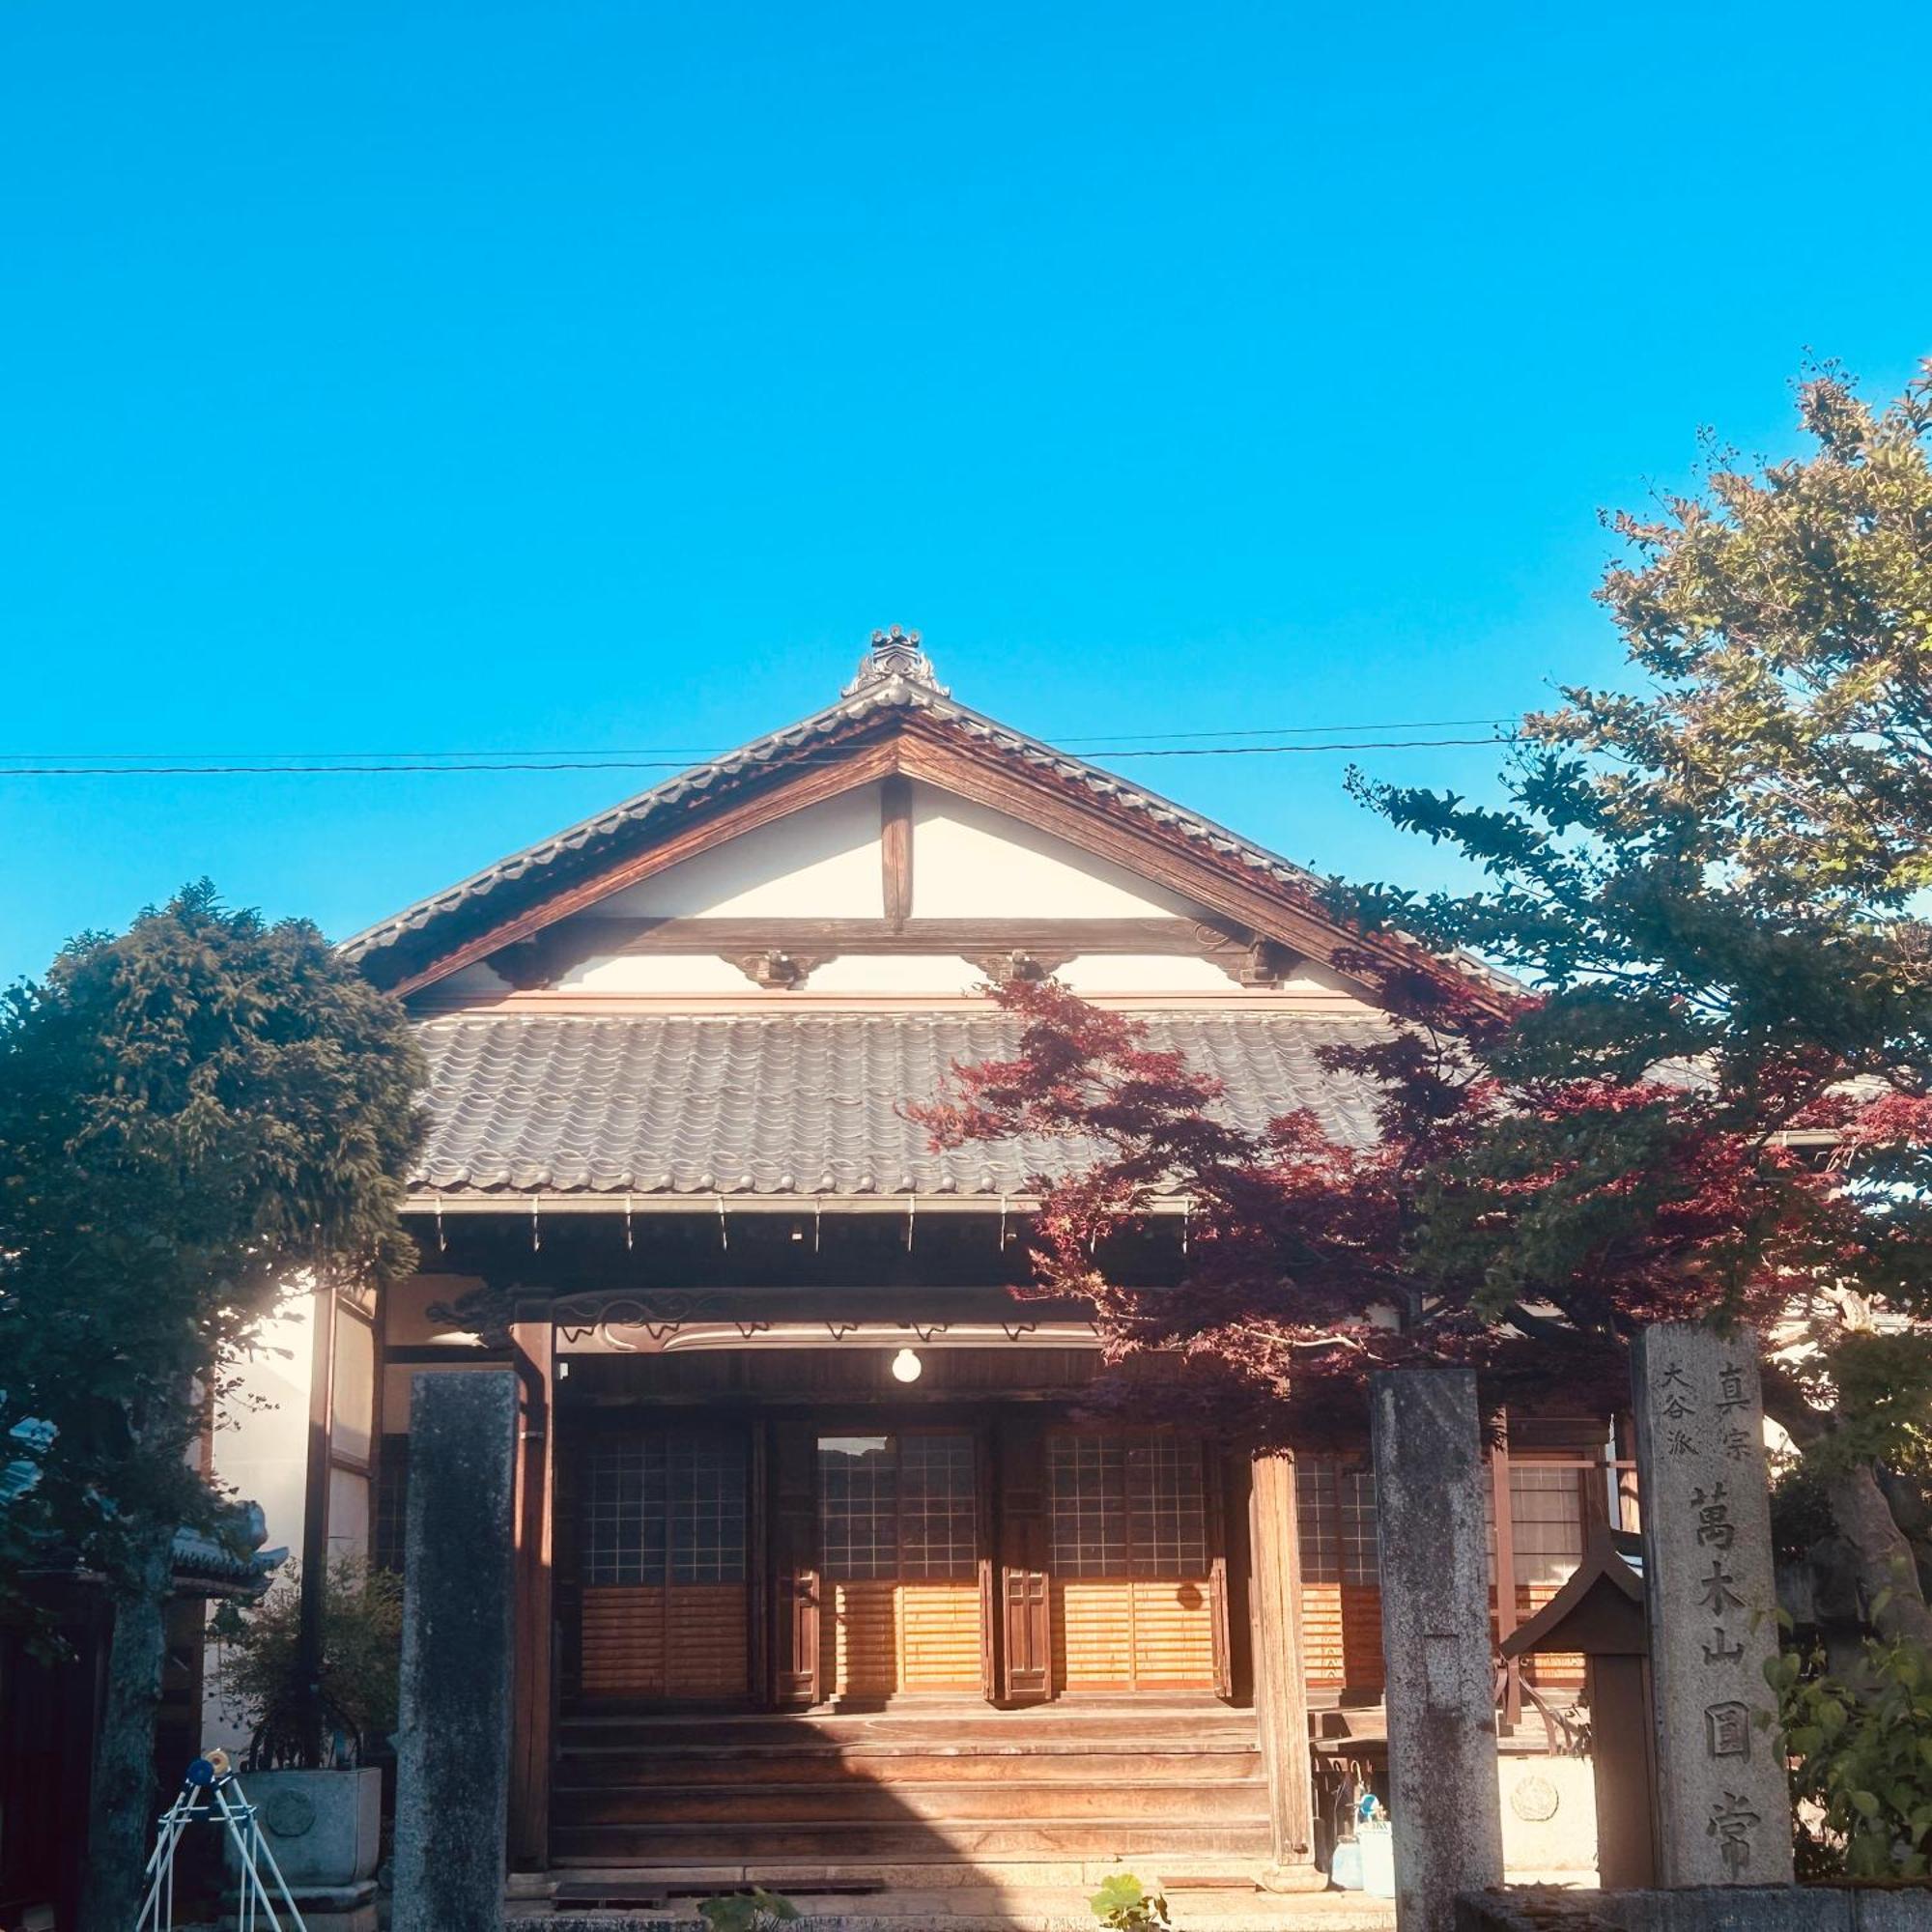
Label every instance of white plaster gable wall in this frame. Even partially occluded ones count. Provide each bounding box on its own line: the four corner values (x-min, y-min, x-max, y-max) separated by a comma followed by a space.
598, 784, 885, 917
1059, 953, 1243, 994
409, 781, 1381, 1009
203, 1298, 314, 1753
909, 783, 1195, 918
562, 779, 1200, 924
565, 952, 755, 994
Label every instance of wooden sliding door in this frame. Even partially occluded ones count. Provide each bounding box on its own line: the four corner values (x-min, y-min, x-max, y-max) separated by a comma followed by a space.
579, 1429, 751, 1702
1048, 1432, 1225, 1692
816, 1432, 983, 1698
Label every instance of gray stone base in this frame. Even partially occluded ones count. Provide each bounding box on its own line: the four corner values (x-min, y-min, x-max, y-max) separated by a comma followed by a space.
225, 1877, 378, 1932
289, 1907, 378, 1932
1457, 1883, 1932, 1930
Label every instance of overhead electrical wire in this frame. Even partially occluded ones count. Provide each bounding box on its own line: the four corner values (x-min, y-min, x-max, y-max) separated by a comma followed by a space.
0, 716, 1520, 762
0, 732, 1518, 778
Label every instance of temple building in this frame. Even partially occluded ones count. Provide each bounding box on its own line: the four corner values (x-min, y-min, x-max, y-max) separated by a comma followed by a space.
251, 632, 1627, 1898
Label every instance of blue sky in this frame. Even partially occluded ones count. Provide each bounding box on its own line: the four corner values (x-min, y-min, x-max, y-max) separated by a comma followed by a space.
3, 3, 1926, 984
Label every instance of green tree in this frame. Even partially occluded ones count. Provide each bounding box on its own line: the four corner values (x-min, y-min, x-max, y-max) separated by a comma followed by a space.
212, 1554, 404, 1767
0, 883, 422, 1931
1349, 358, 1932, 1639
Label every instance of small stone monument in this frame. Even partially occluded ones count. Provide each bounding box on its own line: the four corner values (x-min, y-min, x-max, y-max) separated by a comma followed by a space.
391, 1370, 519, 1932
1371, 1366, 1506, 1930
1631, 1323, 1794, 1888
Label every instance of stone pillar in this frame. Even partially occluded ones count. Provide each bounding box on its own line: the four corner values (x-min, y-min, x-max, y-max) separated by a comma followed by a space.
1632, 1324, 1794, 1888
1370, 1368, 1505, 1930
392, 1371, 518, 1932
1249, 1452, 1321, 1885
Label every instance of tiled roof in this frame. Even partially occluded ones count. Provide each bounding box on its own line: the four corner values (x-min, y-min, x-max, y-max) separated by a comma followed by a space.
341, 674, 1341, 973
412, 1010, 1391, 1198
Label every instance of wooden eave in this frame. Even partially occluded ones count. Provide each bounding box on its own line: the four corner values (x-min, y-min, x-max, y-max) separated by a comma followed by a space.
1500, 1522, 1646, 1660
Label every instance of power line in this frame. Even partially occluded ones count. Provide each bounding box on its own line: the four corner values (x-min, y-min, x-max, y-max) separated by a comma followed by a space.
0, 734, 1515, 778
0, 717, 1520, 763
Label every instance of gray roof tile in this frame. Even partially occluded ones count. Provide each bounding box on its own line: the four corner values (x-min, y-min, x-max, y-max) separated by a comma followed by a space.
412, 1009, 1390, 1197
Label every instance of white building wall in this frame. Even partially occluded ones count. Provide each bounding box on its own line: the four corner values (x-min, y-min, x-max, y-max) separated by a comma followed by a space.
599, 785, 884, 917
201, 1293, 315, 1753
909, 785, 1194, 918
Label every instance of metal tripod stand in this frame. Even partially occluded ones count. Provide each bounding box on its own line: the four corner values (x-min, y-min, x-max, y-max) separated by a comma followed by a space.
134, 1751, 308, 1932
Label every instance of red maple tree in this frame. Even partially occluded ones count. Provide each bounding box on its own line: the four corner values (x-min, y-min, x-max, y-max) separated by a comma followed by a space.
917, 975, 1930, 1497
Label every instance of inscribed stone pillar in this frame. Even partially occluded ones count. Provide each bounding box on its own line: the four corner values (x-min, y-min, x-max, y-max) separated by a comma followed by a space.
1632, 1324, 1794, 1888
1370, 1369, 1505, 1931
392, 1371, 518, 1932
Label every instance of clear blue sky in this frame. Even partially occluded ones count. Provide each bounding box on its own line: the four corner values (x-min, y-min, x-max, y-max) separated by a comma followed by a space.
3, 4, 1926, 984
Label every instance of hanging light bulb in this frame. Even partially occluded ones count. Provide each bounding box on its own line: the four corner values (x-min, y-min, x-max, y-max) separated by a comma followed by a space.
891, 1347, 923, 1383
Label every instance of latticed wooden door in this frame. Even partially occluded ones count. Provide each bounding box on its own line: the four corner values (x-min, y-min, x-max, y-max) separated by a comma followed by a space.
578, 1429, 751, 1701
1294, 1456, 1384, 1697
1046, 1432, 1225, 1692
816, 1432, 984, 1697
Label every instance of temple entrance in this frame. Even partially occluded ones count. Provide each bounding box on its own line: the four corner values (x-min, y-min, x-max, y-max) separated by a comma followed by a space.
576, 1427, 753, 1703
554, 1343, 1241, 1719
816, 1432, 984, 1698
1047, 1432, 1224, 1693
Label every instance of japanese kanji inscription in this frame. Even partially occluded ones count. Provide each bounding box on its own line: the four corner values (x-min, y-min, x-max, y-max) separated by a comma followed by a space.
1632, 1323, 1794, 1886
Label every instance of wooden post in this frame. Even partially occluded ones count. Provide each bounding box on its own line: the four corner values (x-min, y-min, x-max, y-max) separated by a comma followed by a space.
508, 1309, 555, 1869
880, 773, 914, 930
995, 1415, 1052, 1704
772, 1419, 820, 1706
1490, 1416, 1520, 1729
296, 1283, 337, 1759
1248, 1452, 1317, 1878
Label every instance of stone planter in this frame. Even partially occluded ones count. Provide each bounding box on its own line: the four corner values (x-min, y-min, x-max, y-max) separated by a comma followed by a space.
227, 1767, 381, 1931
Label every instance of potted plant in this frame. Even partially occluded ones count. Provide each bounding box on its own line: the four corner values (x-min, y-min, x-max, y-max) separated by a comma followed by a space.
210, 1554, 402, 1902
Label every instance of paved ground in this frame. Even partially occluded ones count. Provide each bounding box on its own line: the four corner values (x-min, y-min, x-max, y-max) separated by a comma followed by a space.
516, 1897, 1400, 1932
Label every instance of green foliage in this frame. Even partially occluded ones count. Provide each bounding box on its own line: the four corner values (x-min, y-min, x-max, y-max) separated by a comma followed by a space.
0, 882, 424, 1627
1769, 1633, 1932, 1878
696, 1888, 801, 1931
213, 1555, 403, 1768
1770, 1462, 1836, 1566
1088, 1873, 1172, 1930
1340, 359, 1932, 1635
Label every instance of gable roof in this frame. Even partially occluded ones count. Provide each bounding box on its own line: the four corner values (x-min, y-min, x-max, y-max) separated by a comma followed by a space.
343, 633, 1511, 1007
411, 1008, 1392, 1200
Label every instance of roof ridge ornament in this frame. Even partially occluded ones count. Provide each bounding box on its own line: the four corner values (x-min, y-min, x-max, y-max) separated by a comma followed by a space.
844, 624, 948, 697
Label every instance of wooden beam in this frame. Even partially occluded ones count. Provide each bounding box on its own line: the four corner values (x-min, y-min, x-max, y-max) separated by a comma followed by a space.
508, 1309, 556, 1868
880, 774, 913, 930
1249, 1451, 1316, 1871
485, 914, 1257, 988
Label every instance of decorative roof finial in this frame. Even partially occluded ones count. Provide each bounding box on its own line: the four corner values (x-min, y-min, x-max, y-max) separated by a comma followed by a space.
844, 624, 947, 696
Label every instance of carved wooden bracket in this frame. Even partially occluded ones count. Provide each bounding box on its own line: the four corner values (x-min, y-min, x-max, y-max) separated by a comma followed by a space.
1192, 920, 1298, 986
488, 935, 567, 991
969, 949, 1077, 987
728, 950, 831, 990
